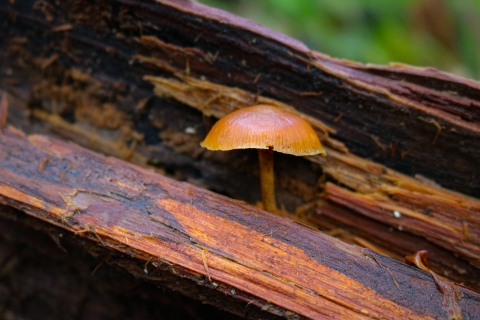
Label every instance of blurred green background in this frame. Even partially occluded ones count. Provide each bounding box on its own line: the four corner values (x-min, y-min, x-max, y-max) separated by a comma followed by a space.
198, 0, 480, 79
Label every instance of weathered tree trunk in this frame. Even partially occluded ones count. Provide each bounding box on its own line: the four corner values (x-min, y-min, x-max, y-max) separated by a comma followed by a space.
1, 0, 480, 318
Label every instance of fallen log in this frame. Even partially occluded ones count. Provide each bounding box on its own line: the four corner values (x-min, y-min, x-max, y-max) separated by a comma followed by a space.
2, 0, 480, 288
2, 0, 480, 315
1, 126, 479, 319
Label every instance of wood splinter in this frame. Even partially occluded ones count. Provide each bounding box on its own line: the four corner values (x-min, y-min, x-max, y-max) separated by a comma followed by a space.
201, 248, 212, 282
419, 117, 443, 145
406, 251, 463, 320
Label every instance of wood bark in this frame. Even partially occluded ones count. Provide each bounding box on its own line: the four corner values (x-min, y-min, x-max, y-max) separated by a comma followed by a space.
1, 0, 480, 318
1, 127, 479, 319
0, 206, 244, 320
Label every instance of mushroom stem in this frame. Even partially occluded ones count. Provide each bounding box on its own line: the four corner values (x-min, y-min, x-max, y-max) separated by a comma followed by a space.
258, 148, 277, 213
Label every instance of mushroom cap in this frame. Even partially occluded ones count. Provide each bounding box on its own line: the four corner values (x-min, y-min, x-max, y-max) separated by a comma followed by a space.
200, 105, 325, 156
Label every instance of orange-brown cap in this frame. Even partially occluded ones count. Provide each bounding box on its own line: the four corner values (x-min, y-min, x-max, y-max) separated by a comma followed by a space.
200, 105, 325, 156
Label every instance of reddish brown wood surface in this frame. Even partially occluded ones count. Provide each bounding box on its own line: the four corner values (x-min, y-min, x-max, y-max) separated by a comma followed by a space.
1, 0, 479, 196
0, 127, 480, 319
0, 206, 243, 320
2, 0, 480, 306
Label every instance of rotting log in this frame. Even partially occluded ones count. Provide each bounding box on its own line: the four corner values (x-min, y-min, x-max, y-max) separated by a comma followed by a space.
1, 127, 480, 319
1, 0, 480, 299
0, 205, 244, 320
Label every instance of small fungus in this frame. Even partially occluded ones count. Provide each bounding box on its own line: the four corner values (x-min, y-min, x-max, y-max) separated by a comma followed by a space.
200, 104, 325, 213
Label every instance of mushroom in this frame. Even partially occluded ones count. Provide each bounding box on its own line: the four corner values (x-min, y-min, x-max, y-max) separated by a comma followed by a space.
200, 104, 326, 213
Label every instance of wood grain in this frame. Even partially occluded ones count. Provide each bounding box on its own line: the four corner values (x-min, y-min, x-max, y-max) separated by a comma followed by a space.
0, 128, 479, 319
1, 0, 480, 294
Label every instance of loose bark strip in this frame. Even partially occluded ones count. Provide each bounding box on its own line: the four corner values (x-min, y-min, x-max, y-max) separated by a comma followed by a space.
1, 128, 479, 318
322, 182, 480, 269
406, 251, 463, 320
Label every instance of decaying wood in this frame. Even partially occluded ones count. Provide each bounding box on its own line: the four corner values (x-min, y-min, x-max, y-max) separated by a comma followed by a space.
2, 0, 480, 315
2, 0, 480, 289
0, 127, 479, 319
0, 206, 244, 320
146, 74, 480, 275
